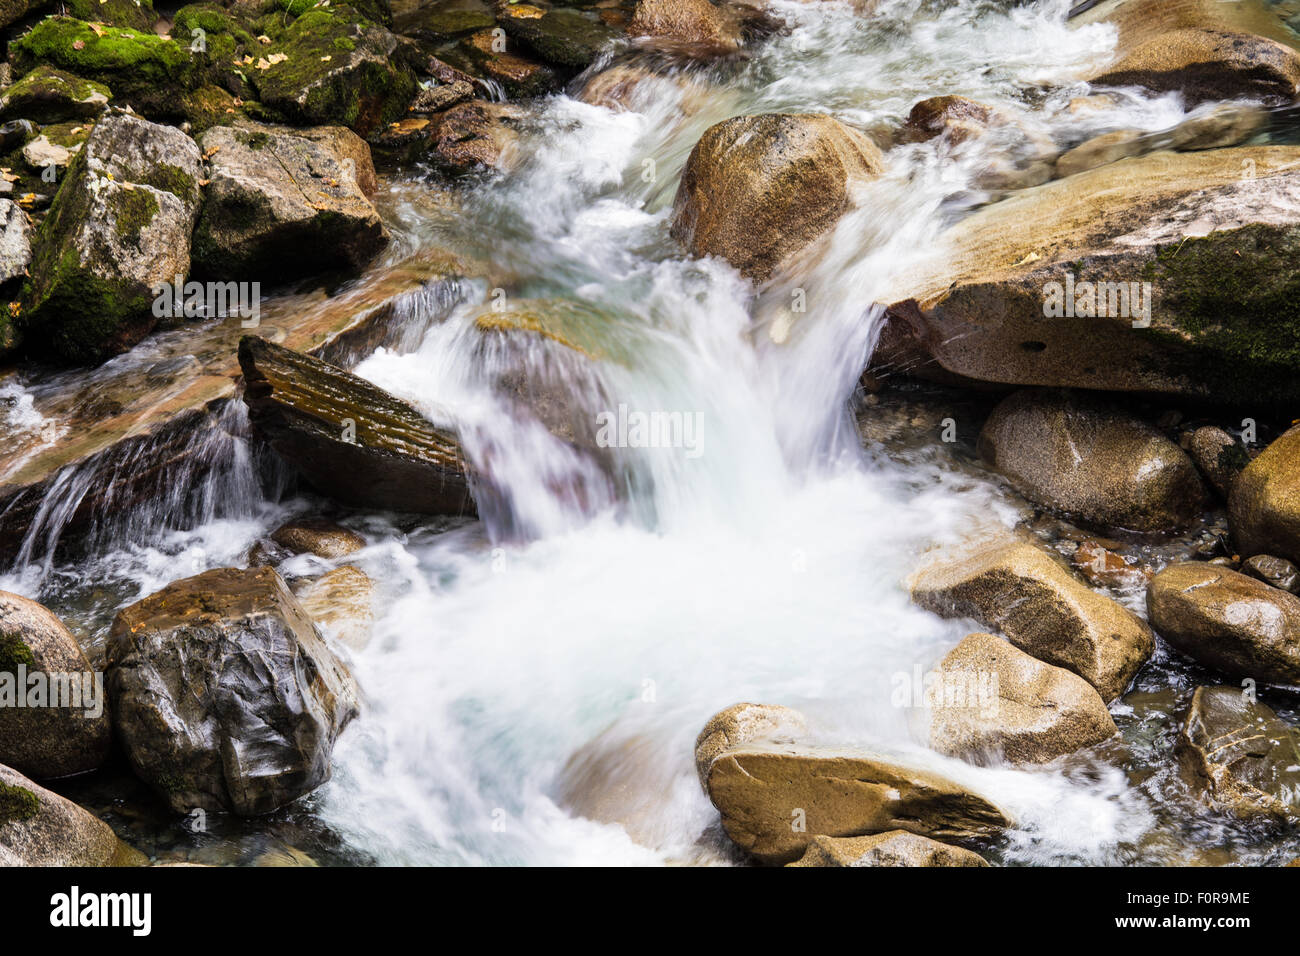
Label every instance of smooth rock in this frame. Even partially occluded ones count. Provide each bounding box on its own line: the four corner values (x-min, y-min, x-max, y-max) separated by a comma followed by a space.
628, 0, 740, 52
293, 565, 374, 651
1230, 425, 1300, 565
787, 830, 989, 867
1185, 425, 1247, 499
270, 517, 366, 559
694, 701, 807, 787
1242, 555, 1300, 595
0, 762, 144, 865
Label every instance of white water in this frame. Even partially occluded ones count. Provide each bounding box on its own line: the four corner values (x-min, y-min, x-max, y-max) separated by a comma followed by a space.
6, 0, 1261, 864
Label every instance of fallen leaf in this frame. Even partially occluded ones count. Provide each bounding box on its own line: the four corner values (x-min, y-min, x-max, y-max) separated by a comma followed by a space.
1012, 251, 1041, 266
72, 39, 85, 49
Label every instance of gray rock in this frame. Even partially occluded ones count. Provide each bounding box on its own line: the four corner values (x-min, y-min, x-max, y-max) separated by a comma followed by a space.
0, 199, 30, 285
0, 762, 144, 866
107, 566, 360, 816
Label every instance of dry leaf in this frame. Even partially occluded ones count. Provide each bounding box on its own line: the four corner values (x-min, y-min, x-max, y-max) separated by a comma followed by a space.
72, 39, 85, 49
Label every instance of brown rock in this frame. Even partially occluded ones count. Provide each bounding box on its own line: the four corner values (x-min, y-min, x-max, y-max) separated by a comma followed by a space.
1186, 425, 1247, 499
293, 565, 375, 652
628, 0, 740, 52
900, 95, 994, 145
1054, 129, 1146, 178
1230, 425, 1300, 565
270, 517, 366, 559
693, 701, 806, 787
929, 632, 1118, 765
978, 390, 1208, 533
910, 536, 1153, 702
787, 830, 989, 867
1242, 554, 1300, 595
1072, 539, 1150, 590
427, 100, 517, 175
671, 113, 884, 282
1147, 562, 1300, 686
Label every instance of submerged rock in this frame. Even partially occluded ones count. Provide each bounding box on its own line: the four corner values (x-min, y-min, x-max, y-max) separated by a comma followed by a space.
293, 565, 374, 651
0, 590, 111, 779
672, 113, 883, 282
1147, 562, 1300, 686
0, 762, 144, 865
18, 111, 203, 364
910, 537, 1153, 702
0, 64, 111, 123
192, 122, 388, 280
978, 389, 1208, 533
704, 741, 1010, 864
929, 632, 1117, 765
787, 831, 988, 867
877, 147, 1300, 406
1176, 686, 1300, 820
107, 566, 360, 816
238, 336, 474, 515
1230, 426, 1300, 566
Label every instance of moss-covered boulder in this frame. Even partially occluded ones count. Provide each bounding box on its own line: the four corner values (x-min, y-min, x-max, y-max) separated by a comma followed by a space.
0, 590, 111, 779
18, 111, 204, 364
172, 2, 260, 99
0, 64, 111, 124
498, 6, 620, 70
12, 16, 200, 119
251, 6, 418, 137
192, 121, 387, 280
393, 2, 495, 43
64, 0, 157, 30
0, 762, 145, 865
107, 566, 360, 815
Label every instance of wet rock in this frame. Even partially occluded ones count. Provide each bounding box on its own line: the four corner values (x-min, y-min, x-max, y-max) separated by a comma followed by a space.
1185, 425, 1247, 499
910, 537, 1154, 702
704, 741, 1011, 864
11, 17, 200, 120
106, 566, 360, 816
1147, 562, 1300, 686
1230, 425, 1300, 565
456, 29, 559, 98
978, 390, 1208, 533
18, 111, 203, 364
876, 147, 1300, 406
1242, 555, 1300, 595
1072, 538, 1150, 591
1167, 103, 1266, 151
1176, 686, 1300, 820
192, 122, 388, 281
0, 762, 145, 865
671, 113, 884, 282
787, 831, 988, 867
0, 199, 31, 286
408, 79, 475, 115
499, 6, 620, 69
293, 565, 374, 651
1090, 30, 1300, 106
929, 632, 1117, 765
426, 100, 518, 175
1054, 129, 1145, 178
238, 336, 474, 515
628, 0, 740, 53
394, 4, 495, 42
694, 701, 806, 787
0, 64, 110, 124
899, 95, 994, 145
253, 6, 418, 137
0, 590, 111, 779
270, 517, 366, 559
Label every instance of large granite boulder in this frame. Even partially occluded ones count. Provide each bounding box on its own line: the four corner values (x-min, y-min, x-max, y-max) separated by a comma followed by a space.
106, 566, 360, 816
1230, 425, 1300, 566
0, 762, 144, 865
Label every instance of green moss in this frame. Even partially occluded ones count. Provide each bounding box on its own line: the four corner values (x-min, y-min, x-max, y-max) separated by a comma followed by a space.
1139, 223, 1300, 404
63, 0, 157, 30
111, 186, 160, 244
0, 630, 35, 674
0, 781, 40, 827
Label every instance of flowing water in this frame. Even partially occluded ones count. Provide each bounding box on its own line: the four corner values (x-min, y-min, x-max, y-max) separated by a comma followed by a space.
5, 0, 1300, 865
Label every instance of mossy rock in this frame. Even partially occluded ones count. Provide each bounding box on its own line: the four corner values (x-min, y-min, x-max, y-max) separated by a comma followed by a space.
393, 4, 495, 42
277, 0, 392, 26
0, 0, 44, 31
12, 17, 201, 120
178, 83, 241, 133
63, 0, 157, 31
172, 2, 260, 97
0, 630, 35, 673
498, 7, 619, 70
252, 5, 417, 136
0, 779, 40, 826
0, 64, 111, 124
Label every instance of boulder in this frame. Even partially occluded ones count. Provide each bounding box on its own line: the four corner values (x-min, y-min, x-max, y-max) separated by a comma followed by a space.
106, 566, 360, 815
1147, 562, 1300, 686
671, 113, 884, 282
978, 390, 1208, 533
1185, 424, 1247, 499
426, 100, 518, 175
787, 831, 988, 867
499, 6, 619, 70
899, 95, 994, 145
238, 336, 474, 515
270, 517, 366, 559
293, 565, 374, 651
694, 701, 807, 787
1090, 29, 1300, 106
0, 763, 144, 866
929, 632, 1117, 765
0, 590, 111, 779
0, 64, 111, 123
253, 6, 418, 137
1242, 555, 1300, 594
704, 742, 1011, 864
0, 198, 31, 287
628, 0, 740, 52
192, 122, 388, 280
408, 79, 475, 115
18, 111, 203, 364
1230, 426, 1300, 565
1176, 686, 1300, 820
910, 537, 1153, 702
1054, 129, 1145, 178
11, 17, 200, 119
877, 147, 1300, 406
455, 29, 559, 98
394, 5, 495, 43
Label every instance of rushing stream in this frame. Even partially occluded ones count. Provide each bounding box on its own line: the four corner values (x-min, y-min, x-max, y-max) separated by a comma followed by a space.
4, 0, 1300, 865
